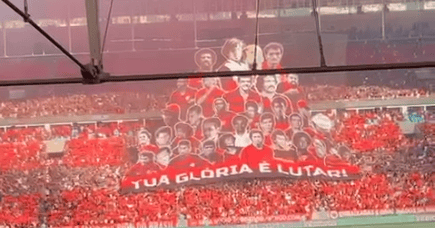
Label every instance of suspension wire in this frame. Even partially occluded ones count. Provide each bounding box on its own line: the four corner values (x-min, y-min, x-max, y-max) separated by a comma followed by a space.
1, 0, 87, 72
101, 0, 114, 64
252, 0, 261, 71
311, 0, 327, 67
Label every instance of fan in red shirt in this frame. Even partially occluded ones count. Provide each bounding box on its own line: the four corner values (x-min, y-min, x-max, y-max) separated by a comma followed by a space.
223, 76, 261, 114
189, 48, 217, 89
240, 129, 274, 168
212, 98, 236, 133
195, 77, 225, 118
168, 78, 197, 121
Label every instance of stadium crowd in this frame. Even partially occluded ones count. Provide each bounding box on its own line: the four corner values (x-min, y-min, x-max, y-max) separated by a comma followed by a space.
306, 85, 431, 102
0, 38, 433, 227
0, 92, 166, 119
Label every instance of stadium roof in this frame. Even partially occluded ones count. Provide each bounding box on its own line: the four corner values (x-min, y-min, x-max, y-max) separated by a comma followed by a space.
0, 0, 434, 83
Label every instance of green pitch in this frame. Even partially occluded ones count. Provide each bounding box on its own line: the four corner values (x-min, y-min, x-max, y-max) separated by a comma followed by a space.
335, 222, 435, 228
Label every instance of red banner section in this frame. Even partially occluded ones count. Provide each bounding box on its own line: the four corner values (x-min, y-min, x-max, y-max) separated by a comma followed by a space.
121, 159, 360, 192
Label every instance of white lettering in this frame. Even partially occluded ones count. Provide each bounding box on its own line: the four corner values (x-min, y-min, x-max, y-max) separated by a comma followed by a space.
313, 167, 328, 177
239, 164, 254, 174
201, 169, 214, 179
216, 167, 229, 178
144, 178, 157, 187
289, 166, 302, 176
277, 164, 289, 175
259, 162, 272, 173
342, 169, 348, 177
176, 173, 189, 183
189, 172, 201, 181
230, 165, 239, 175
303, 165, 314, 176
132, 180, 141, 189
158, 175, 170, 186
327, 170, 341, 178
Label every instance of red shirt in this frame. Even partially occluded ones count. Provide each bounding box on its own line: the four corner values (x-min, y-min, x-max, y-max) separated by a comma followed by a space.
188, 77, 204, 90
275, 118, 290, 130
191, 118, 204, 141
223, 89, 261, 113
249, 115, 261, 129
220, 78, 238, 92
169, 87, 198, 120
195, 88, 225, 117
215, 110, 236, 132
168, 154, 208, 169
262, 61, 286, 81
239, 144, 274, 168
264, 134, 273, 146
223, 152, 242, 164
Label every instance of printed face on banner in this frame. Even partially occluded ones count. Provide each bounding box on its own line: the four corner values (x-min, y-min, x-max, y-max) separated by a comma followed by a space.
188, 109, 202, 126
203, 77, 218, 88
251, 132, 264, 148
263, 75, 278, 93
195, 48, 217, 71
203, 121, 219, 139
264, 42, 284, 66
156, 129, 171, 147
138, 132, 150, 145
176, 78, 188, 90
178, 143, 191, 155
200, 53, 213, 68
156, 149, 171, 166
290, 113, 303, 130
239, 76, 253, 91
214, 99, 226, 113
274, 134, 287, 148
287, 74, 299, 86
260, 114, 274, 134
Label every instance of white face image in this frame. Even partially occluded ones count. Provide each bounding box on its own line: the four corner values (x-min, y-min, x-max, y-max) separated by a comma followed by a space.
138, 133, 150, 145
156, 151, 170, 166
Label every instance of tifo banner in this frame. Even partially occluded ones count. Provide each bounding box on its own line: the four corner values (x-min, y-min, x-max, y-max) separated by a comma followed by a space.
121, 159, 360, 192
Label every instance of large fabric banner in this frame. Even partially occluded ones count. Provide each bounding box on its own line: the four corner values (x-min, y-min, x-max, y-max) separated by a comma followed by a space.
121, 158, 360, 192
